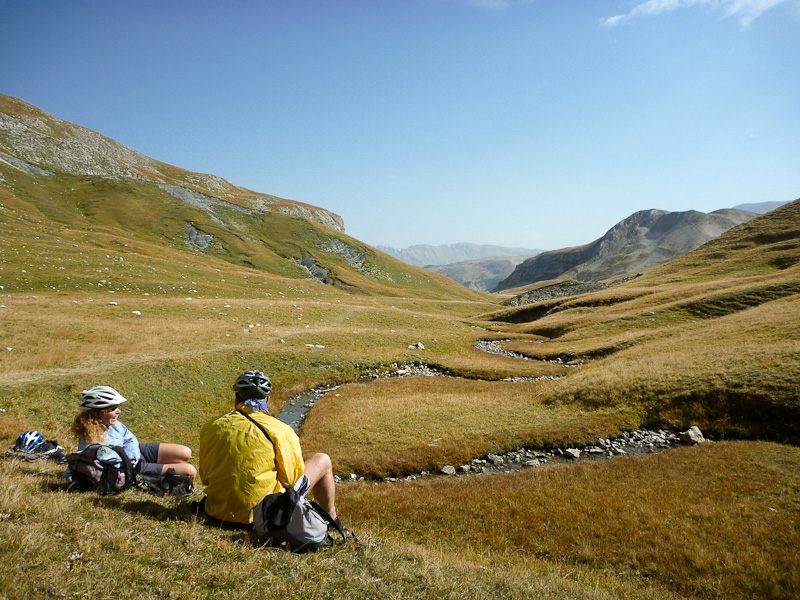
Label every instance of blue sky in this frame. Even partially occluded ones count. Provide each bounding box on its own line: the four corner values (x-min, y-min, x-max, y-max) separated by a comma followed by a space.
1, 0, 798, 251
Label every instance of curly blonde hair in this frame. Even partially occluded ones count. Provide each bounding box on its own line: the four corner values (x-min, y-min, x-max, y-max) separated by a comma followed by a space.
71, 409, 108, 444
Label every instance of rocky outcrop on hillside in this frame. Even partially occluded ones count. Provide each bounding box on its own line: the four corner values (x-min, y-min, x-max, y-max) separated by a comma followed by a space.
0, 98, 160, 180
0, 93, 344, 232
504, 275, 641, 306
378, 243, 540, 267
493, 208, 756, 292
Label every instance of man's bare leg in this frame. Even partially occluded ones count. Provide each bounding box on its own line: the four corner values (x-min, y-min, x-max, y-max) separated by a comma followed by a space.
302, 452, 336, 516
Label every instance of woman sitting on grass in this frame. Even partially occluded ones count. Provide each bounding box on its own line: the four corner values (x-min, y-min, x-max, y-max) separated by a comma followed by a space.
68, 385, 197, 479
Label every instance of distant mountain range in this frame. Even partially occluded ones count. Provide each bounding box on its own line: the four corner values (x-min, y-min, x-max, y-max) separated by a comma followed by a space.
731, 201, 789, 214
382, 201, 791, 293
377, 243, 541, 267
493, 208, 758, 292
425, 255, 534, 292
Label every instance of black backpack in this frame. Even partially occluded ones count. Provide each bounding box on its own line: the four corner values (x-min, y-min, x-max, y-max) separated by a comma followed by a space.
66, 444, 134, 494
136, 468, 194, 497
5, 439, 65, 463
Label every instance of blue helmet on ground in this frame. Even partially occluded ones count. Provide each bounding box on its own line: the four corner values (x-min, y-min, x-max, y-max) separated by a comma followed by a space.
15, 430, 44, 451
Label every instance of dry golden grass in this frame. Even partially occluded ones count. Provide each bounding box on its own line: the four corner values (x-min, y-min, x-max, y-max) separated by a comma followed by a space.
467, 257, 800, 444
540, 294, 800, 441
435, 345, 568, 379
301, 376, 639, 477
2, 187, 799, 598
339, 440, 800, 600
0, 459, 681, 600
0, 293, 491, 382
496, 272, 799, 340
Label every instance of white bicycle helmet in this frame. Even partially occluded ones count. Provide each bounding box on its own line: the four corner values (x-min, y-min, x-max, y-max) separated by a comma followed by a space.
79, 385, 127, 409
233, 370, 272, 399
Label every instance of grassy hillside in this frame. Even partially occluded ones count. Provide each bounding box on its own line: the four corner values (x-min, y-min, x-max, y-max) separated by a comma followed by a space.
0, 170, 483, 301
1, 196, 797, 598
1, 97, 798, 599
481, 199, 800, 443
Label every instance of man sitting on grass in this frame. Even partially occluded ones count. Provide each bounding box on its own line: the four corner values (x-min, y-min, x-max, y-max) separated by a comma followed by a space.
198, 370, 344, 532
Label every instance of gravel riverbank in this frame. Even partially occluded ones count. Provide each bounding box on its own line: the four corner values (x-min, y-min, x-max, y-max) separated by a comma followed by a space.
277, 362, 709, 483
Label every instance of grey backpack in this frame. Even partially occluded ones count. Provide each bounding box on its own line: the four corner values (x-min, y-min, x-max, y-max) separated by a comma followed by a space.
253, 488, 343, 552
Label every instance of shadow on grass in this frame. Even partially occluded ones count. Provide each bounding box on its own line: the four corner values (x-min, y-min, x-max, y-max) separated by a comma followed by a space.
28, 465, 256, 541
97, 494, 196, 521
108, 493, 257, 543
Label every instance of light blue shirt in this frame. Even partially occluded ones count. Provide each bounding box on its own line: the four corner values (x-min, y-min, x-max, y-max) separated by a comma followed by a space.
76, 421, 142, 465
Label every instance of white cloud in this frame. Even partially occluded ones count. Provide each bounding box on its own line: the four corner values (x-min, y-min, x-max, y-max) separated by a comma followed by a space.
631, 0, 706, 18
600, 14, 631, 27
721, 0, 791, 27
601, 0, 798, 29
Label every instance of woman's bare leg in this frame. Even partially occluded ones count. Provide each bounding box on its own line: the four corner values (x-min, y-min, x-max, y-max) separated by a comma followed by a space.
157, 443, 197, 478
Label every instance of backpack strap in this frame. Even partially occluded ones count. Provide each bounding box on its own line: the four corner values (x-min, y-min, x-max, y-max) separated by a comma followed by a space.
110, 445, 135, 491
235, 408, 274, 446
306, 498, 349, 544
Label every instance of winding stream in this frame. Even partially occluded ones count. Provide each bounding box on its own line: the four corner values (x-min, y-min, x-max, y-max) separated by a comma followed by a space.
277, 384, 340, 431
276, 341, 699, 480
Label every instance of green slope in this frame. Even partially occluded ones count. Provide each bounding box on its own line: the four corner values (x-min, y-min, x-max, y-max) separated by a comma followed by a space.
0, 93, 485, 301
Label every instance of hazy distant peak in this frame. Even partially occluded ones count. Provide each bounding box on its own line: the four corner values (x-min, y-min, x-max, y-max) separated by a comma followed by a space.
377, 243, 542, 267
730, 201, 790, 214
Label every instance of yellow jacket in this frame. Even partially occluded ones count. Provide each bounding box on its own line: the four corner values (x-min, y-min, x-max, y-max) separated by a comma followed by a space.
199, 407, 304, 524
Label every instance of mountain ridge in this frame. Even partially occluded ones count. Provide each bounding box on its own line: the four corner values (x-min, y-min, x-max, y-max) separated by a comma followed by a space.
493, 207, 757, 292
0, 93, 344, 232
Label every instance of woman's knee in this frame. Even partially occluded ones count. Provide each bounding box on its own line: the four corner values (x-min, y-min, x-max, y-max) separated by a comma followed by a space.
158, 443, 192, 464
163, 462, 197, 478
175, 444, 192, 462
181, 463, 198, 478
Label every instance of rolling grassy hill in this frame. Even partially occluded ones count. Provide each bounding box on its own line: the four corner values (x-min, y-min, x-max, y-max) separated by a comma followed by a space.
0, 92, 483, 301
482, 199, 800, 443
1, 94, 798, 600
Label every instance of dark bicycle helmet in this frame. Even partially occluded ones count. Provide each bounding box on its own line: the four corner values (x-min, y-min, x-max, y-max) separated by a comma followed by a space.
79, 385, 127, 409
15, 430, 44, 451
233, 370, 272, 399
